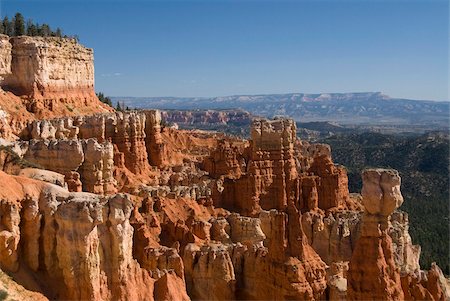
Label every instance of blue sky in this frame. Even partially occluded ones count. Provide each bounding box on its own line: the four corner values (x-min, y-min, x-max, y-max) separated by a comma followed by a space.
1, 0, 448, 100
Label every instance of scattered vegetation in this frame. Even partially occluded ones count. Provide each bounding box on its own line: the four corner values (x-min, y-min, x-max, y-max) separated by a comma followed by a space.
115, 100, 130, 112
96, 92, 113, 107
321, 131, 449, 275
65, 105, 74, 112
0, 12, 78, 40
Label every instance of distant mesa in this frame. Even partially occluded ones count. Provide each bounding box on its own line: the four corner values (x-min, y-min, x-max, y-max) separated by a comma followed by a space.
112, 92, 449, 128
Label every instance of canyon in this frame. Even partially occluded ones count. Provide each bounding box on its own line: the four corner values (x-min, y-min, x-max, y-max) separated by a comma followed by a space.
0, 36, 448, 301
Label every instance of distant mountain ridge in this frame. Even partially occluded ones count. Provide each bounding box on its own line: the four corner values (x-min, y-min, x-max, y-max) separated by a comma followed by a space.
112, 92, 449, 127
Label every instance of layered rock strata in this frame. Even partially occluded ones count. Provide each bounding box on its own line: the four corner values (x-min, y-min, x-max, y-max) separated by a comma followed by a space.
0, 36, 111, 139
22, 110, 164, 174
183, 209, 328, 301
3, 36, 95, 101
20, 138, 117, 194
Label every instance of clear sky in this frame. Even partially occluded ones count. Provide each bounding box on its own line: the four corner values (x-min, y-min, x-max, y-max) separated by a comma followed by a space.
0, 0, 448, 100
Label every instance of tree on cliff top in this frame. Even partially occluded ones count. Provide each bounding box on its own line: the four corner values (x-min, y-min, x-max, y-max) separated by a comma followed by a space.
13, 13, 25, 36
0, 13, 73, 39
1, 16, 13, 36
96, 92, 113, 108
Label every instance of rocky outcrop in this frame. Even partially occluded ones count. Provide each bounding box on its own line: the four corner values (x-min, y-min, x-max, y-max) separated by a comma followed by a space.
79, 139, 117, 194
19, 138, 117, 194
302, 210, 361, 265
3, 36, 95, 101
145, 110, 167, 167
217, 118, 298, 215
23, 111, 160, 174
327, 262, 348, 301
209, 118, 353, 216
17, 168, 66, 188
110, 112, 149, 174
24, 139, 85, 173
0, 170, 191, 301
0, 36, 111, 140
308, 154, 349, 210
401, 263, 450, 301
0, 35, 11, 77
390, 211, 421, 275
302, 208, 421, 274
347, 169, 405, 300
202, 139, 246, 179
183, 209, 327, 301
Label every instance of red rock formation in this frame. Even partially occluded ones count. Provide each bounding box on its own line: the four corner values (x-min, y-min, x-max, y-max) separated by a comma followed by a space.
202, 139, 246, 179
401, 263, 449, 301
21, 138, 117, 194
145, 110, 168, 167
64, 171, 82, 192
347, 169, 405, 301
308, 154, 349, 210
1, 111, 448, 301
217, 118, 298, 216
0, 170, 192, 301
299, 175, 320, 211
183, 208, 327, 300
112, 112, 150, 174
209, 118, 352, 216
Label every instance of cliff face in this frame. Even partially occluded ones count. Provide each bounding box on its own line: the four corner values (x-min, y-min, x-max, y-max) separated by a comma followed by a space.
0, 35, 11, 76
0, 35, 111, 139
3, 36, 95, 101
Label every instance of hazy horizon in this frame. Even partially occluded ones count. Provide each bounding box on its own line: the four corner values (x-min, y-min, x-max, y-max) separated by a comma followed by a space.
109, 91, 449, 102
1, 0, 448, 101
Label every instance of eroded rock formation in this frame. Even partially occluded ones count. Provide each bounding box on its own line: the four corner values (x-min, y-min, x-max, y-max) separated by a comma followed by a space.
347, 169, 448, 301
0, 111, 447, 301
347, 169, 405, 300
6, 32, 448, 300
0, 170, 191, 301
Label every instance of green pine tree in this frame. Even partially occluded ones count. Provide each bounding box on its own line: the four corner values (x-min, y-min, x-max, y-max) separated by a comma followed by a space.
3, 17, 13, 36
116, 102, 122, 111
55, 27, 62, 37
40, 24, 50, 37
26, 21, 37, 36
13, 13, 25, 36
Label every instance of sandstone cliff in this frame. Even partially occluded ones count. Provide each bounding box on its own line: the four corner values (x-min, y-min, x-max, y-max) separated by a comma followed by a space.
0, 35, 111, 139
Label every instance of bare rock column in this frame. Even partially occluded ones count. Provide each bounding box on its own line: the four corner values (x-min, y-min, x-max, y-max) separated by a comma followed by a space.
347, 168, 404, 301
